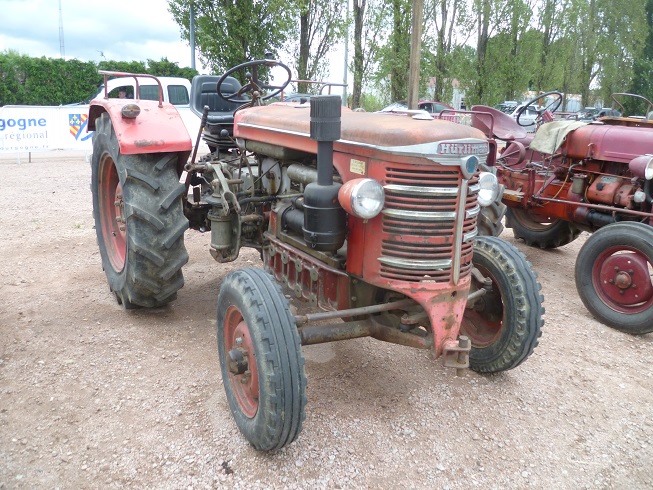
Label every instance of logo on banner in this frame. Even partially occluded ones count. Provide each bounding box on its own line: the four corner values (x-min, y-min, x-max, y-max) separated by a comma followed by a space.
69, 114, 93, 141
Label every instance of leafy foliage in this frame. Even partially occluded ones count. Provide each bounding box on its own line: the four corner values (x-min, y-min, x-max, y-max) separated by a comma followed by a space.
168, 0, 294, 76
0, 52, 198, 106
294, 0, 348, 93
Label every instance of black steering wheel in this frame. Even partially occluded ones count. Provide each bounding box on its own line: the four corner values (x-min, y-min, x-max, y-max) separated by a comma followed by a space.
216, 58, 292, 104
516, 90, 563, 127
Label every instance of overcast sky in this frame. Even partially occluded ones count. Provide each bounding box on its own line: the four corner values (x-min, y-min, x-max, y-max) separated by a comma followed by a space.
0, 0, 199, 69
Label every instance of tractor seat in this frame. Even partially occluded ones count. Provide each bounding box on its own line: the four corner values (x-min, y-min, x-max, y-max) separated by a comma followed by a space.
471, 105, 527, 141
189, 75, 248, 125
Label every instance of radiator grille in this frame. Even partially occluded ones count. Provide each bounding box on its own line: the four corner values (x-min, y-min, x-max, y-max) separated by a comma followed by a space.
379, 166, 479, 283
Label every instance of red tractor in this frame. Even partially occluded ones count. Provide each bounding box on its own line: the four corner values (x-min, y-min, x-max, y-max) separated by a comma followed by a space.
467, 91, 653, 335
88, 59, 543, 451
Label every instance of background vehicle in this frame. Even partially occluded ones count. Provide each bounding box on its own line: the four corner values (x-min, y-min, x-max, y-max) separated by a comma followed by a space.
380, 100, 454, 115
87, 59, 543, 451
509, 103, 540, 132
495, 101, 518, 114
567, 107, 622, 121
470, 91, 653, 334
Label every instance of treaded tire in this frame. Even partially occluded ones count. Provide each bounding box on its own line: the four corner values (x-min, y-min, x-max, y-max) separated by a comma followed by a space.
575, 222, 653, 334
461, 236, 544, 373
91, 113, 189, 308
506, 207, 580, 249
217, 268, 307, 451
477, 201, 507, 237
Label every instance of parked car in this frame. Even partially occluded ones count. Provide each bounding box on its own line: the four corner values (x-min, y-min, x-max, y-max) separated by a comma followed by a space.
281, 92, 313, 103
379, 100, 456, 121
509, 103, 540, 132
379, 100, 454, 114
495, 101, 518, 114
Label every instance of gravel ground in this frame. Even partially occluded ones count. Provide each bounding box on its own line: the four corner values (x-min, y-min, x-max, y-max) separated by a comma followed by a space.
0, 151, 652, 489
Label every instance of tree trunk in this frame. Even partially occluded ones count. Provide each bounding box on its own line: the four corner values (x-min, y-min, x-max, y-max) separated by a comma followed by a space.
297, 12, 310, 93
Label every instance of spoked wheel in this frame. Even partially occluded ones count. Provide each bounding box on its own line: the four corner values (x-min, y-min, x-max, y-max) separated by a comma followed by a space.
461, 237, 544, 373
575, 222, 653, 334
91, 113, 189, 308
217, 268, 307, 451
506, 207, 581, 249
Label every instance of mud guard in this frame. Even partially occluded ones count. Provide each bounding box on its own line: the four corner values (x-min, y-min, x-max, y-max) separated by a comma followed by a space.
87, 99, 193, 155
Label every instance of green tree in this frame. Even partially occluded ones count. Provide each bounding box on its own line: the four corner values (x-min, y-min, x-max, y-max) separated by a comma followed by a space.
295, 0, 348, 93
596, 0, 646, 108
375, 0, 411, 102
628, 0, 653, 114
168, 0, 294, 75
423, 0, 468, 102
0, 50, 28, 105
351, 0, 388, 108
146, 57, 199, 80
98, 60, 148, 74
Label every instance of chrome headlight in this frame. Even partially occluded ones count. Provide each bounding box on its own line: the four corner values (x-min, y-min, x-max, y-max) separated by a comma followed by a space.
477, 172, 499, 207
338, 178, 385, 219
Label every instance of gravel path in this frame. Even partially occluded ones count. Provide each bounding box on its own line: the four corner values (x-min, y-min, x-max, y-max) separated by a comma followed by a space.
0, 151, 651, 489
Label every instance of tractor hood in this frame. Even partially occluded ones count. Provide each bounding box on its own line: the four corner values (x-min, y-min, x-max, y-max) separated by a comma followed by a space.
233, 105, 486, 159
562, 123, 653, 163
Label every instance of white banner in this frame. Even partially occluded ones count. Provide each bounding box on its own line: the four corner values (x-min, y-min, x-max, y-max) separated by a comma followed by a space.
0, 105, 94, 153
0, 105, 204, 154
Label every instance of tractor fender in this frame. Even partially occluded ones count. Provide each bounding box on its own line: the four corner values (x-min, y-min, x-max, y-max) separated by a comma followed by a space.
87, 99, 193, 155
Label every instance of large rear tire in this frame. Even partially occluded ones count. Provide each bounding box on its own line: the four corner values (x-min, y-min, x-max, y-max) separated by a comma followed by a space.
575, 222, 653, 334
91, 113, 189, 308
506, 207, 580, 249
217, 268, 307, 451
477, 201, 507, 237
461, 237, 544, 373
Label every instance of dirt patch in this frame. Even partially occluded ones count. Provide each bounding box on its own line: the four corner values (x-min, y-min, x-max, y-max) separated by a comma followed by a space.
1, 151, 651, 489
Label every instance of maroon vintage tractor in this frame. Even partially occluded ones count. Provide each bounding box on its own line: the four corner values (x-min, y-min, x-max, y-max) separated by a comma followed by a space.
88, 59, 543, 451
468, 91, 653, 334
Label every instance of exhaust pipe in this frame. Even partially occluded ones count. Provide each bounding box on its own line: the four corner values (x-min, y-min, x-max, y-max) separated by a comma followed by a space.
302, 95, 346, 251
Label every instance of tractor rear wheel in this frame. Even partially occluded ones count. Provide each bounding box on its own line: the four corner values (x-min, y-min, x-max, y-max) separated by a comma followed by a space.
575, 222, 653, 334
506, 207, 580, 249
477, 201, 507, 237
217, 268, 307, 451
91, 113, 189, 308
461, 236, 544, 373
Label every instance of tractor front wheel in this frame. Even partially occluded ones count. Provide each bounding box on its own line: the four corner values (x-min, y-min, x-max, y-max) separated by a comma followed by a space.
461, 237, 544, 373
506, 207, 580, 249
91, 113, 189, 308
217, 268, 307, 451
575, 222, 653, 334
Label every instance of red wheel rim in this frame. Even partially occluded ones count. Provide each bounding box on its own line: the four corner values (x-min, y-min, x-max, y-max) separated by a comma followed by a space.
591, 246, 653, 314
98, 154, 126, 271
223, 306, 259, 418
461, 265, 504, 348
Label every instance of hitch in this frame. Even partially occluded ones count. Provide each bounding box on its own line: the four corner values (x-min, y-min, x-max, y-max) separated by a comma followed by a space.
443, 336, 471, 376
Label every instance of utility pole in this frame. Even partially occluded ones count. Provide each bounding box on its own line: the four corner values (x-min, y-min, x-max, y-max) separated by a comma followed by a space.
190, 3, 196, 70
58, 0, 65, 58
407, 0, 423, 109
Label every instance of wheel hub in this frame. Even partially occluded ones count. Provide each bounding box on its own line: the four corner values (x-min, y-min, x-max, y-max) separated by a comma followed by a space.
599, 253, 653, 305
99, 155, 127, 272
228, 346, 248, 375
223, 308, 259, 418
